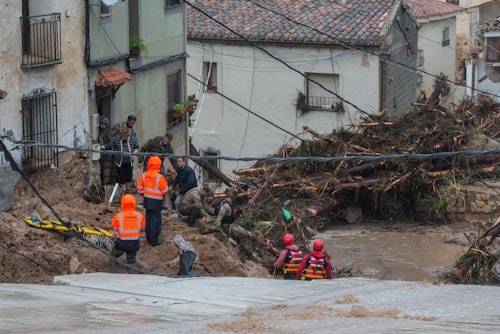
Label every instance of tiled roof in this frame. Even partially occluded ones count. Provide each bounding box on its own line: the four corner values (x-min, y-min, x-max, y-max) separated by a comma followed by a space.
187, 0, 404, 46
96, 67, 133, 88
406, 0, 462, 20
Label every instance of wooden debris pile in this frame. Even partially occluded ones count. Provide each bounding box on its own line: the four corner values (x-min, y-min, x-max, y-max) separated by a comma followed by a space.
231, 97, 500, 250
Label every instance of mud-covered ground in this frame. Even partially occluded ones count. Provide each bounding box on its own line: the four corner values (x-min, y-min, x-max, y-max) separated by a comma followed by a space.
1, 151, 496, 284
0, 151, 269, 284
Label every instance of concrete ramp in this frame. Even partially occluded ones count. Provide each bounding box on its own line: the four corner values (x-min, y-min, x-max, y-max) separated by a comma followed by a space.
0, 273, 498, 333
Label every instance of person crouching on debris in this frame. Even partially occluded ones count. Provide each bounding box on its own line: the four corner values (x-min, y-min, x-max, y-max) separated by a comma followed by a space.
201, 188, 259, 262
274, 233, 303, 279
136, 156, 169, 246
109, 194, 145, 274
178, 184, 213, 226
296, 239, 332, 280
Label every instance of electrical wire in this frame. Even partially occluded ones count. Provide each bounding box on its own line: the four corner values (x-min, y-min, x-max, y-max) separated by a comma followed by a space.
183, 0, 500, 198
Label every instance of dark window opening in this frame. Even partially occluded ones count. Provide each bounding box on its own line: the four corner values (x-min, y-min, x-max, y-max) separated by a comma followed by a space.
442, 27, 450, 47
486, 37, 500, 63
21, 89, 58, 174
201, 148, 219, 183
203, 62, 217, 92
167, 70, 183, 128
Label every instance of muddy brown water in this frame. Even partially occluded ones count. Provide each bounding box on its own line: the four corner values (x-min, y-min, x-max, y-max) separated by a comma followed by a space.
317, 224, 467, 282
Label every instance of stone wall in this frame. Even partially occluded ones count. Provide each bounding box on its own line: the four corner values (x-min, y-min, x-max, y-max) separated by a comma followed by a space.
444, 183, 500, 221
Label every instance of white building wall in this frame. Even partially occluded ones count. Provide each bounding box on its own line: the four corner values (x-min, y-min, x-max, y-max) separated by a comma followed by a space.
187, 42, 380, 177
418, 18, 457, 97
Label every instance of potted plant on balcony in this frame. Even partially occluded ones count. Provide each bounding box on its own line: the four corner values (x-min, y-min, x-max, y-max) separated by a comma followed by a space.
172, 94, 199, 120
129, 35, 148, 58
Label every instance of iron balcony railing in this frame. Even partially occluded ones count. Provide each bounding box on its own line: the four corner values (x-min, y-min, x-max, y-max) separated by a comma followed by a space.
307, 96, 340, 110
20, 13, 62, 69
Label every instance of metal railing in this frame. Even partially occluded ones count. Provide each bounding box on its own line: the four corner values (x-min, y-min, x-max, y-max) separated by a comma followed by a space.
21, 88, 58, 174
307, 96, 340, 110
20, 13, 62, 69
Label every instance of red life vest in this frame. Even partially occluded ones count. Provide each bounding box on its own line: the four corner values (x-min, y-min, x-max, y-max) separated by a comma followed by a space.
283, 249, 303, 274
302, 254, 327, 280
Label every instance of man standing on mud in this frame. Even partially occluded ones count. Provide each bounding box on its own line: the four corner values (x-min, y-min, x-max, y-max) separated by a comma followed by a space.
137, 156, 169, 246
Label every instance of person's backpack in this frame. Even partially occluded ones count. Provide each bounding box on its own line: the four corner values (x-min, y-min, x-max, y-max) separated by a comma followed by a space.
212, 198, 235, 216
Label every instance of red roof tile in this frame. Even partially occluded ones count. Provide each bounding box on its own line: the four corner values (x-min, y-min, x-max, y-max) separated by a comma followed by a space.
187, 0, 405, 46
406, 0, 462, 20
96, 67, 133, 88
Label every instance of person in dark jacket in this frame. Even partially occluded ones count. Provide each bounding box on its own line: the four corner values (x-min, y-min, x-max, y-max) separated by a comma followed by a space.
168, 157, 197, 216
296, 239, 332, 280
274, 233, 303, 279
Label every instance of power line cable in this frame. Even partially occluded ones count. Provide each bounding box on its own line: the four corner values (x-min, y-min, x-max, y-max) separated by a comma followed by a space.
184, 0, 500, 196
244, 0, 500, 100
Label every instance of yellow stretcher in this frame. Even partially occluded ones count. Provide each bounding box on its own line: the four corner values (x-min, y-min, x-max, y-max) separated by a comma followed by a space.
24, 216, 114, 238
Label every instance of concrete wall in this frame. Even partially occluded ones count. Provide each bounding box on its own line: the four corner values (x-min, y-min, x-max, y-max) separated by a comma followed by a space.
0, 0, 88, 211
417, 18, 457, 96
186, 43, 381, 177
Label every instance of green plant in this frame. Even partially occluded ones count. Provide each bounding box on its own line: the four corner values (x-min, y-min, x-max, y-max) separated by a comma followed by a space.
129, 35, 148, 54
172, 94, 199, 115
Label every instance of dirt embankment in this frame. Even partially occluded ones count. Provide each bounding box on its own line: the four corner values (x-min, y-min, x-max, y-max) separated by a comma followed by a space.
0, 151, 269, 284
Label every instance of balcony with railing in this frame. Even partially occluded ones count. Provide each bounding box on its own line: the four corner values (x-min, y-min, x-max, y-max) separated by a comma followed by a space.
307, 96, 342, 111
20, 13, 62, 69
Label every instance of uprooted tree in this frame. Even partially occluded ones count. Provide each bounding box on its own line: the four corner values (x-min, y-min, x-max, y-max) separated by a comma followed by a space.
440, 219, 500, 284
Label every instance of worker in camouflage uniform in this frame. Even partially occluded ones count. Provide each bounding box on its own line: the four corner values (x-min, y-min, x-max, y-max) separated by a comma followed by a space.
200, 188, 258, 261
138, 133, 176, 176
178, 185, 213, 226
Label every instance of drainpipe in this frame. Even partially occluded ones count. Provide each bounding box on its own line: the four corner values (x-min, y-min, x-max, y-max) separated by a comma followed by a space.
84, 0, 90, 65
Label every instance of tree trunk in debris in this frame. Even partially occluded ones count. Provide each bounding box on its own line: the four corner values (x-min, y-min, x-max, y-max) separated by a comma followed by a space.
451, 220, 500, 281
249, 164, 280, 203
238, 226, 279, 257
189, 142, 239, 189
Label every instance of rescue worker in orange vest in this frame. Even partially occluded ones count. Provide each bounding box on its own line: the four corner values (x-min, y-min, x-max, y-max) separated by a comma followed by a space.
296, 239, 333, 280
137, 156, 169, 246
110, 194, 146, 273
274, 233, 303, 279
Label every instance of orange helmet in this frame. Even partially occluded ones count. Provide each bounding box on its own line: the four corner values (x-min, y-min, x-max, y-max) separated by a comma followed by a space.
313, 239, 324, 251
283, 233, 294, 246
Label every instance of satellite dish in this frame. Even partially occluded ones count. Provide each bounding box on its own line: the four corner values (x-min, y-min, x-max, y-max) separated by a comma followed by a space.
101, 0, 118, 6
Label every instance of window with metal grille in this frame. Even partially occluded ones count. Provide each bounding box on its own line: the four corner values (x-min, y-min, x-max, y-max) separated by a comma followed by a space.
203, 62, 217, 92
417, 49, 424, 67
21, 89, 58, 174
201, 148, 219, 183
305, 73, 341, 110
442, 27, 450, 47
20, 13, 62, 69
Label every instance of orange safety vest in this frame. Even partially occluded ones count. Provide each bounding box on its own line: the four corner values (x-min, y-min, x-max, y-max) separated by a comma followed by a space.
138, 172, 167, 201
302, 254, 327, 280
115, 212, 142, 240
283, 249, 303, 274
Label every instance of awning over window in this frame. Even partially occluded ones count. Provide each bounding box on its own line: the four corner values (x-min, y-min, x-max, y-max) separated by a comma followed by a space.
96, 67, 133, 88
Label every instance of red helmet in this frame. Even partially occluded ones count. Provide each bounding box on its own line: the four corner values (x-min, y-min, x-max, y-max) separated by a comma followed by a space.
313, 240, 324, 251
283, 233, 294, 246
